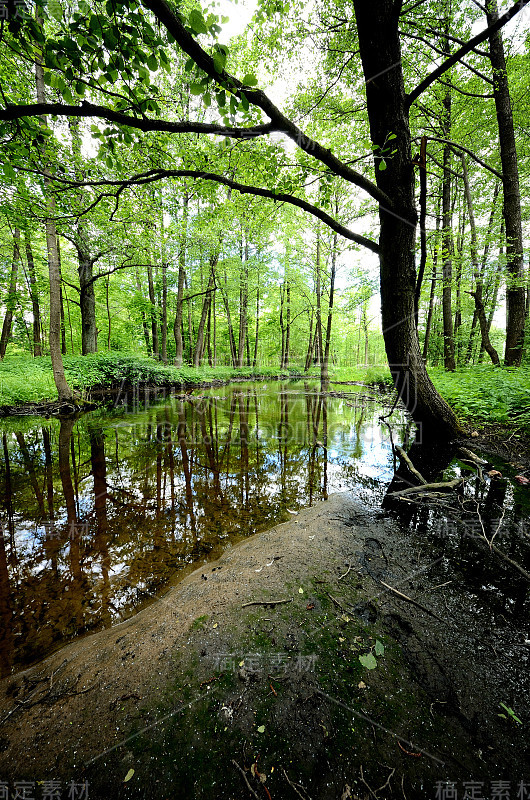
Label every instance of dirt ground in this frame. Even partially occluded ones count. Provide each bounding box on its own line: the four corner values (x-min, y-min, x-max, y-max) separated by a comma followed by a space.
0, 488, 528, 800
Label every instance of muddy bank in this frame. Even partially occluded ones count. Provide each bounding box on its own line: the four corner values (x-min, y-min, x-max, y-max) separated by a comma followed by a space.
0, 491, 528, 799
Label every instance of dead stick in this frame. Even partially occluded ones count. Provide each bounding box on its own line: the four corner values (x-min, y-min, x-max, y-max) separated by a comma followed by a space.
388, 478, 462, 498
232, 760, 260, 800
395, 445, 427, 485
242, 598, 292, 608
282, 767, 311, 800
379, 581, 446, 623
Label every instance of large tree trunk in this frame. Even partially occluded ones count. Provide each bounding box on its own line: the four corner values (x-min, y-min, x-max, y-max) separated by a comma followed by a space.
24, 233, 42, 357
486, 0, 526, 365
0, 228, 20, 359
35, 20, 73, 400
353, 0, 464, 438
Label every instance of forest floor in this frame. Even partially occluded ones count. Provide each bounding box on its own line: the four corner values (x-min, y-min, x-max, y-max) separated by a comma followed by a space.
0, 480, 528, 800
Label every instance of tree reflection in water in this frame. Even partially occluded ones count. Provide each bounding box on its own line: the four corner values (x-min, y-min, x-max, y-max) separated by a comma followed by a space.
0, 380, 405, 671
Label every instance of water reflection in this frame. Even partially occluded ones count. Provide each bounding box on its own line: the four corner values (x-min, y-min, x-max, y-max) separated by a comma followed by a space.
0, 381, 405, 672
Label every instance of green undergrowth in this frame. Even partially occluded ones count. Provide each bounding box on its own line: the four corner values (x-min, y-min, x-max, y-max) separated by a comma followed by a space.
0, 353, 393, 407
430, 364, 530, 426
0, 353, 292, 406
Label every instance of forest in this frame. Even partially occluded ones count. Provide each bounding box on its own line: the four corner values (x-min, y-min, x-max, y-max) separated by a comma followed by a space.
0, 0, 528, 433
0, 0, 530, 798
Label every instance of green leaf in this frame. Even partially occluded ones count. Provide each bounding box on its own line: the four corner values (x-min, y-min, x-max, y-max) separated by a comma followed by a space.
240, 92, 249, 112
213, 52, 225, 74
374, 640, 384, 656
48, 1, 63, 23
189, 9, 207, 34
257, 725, 265, 733
123, 768, 135, 783
242, 73, 258, 86
216, 90, 226, 108
203, 92, 211, 107
359, 653, 377, 670
147, 53, 158, 71
189, 83, 204, 96
184, 58, 195, 72
378, 160, 387, 171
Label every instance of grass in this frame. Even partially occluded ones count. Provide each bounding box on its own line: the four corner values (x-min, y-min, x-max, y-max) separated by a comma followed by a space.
430, 364, 530, 426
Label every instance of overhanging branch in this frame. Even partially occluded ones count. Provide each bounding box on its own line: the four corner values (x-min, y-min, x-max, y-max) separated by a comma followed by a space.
47, 167, 380, 253
406, 0, 529, 106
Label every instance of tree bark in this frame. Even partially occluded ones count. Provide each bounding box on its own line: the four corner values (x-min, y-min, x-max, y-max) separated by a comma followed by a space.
353, 0, 464, 438
461, 155, 500, 365
486, 0, 526, 365
24, 232, 42, 357
173, 192, 188, 367
322, 232, 337, 384
422, 204, 440, 361
441, 92, 456, 371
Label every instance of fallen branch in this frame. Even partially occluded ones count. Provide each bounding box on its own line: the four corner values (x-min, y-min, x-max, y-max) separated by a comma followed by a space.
387, 478, 463, 498
241, 598, 292, 608
395, 445, 427, 485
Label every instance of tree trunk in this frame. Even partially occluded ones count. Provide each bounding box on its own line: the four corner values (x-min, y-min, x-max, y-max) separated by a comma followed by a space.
422, 205, 440, 361
24, 232, 42, 357
464, 181, 500, 363
0, 228, 20, 359
441, 90, 456, 371
486, 0, 526, 366
353, 0, 464, 438
135, 268, 151, 354
193, 259, 217, 367
173, 192, 188, 367
461, 155, 500, 365
237, 236, 249, 367
147, 262, 159, 359
315, 225, 323, 366
321, 232, 337, 384
69, 118, 97, 354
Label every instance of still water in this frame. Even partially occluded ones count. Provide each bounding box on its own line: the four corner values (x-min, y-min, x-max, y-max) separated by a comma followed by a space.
0, 380, 411, 674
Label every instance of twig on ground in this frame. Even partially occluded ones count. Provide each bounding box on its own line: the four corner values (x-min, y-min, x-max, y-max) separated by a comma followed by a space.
242, 598, 292, 608
282, 767, 312, 799
379, 581, 446, 623
232, 760, 260, 800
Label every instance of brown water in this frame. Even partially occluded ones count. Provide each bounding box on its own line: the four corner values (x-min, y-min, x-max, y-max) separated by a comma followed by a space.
0, 380, 410, 674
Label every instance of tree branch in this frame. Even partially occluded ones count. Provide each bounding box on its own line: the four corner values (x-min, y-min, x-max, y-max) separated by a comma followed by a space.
414, 136, 502, 178
46, 168, 381, 253
0, 101, 275, 139
140, 0, 391, 208
406, 0, 529, 106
